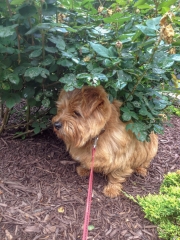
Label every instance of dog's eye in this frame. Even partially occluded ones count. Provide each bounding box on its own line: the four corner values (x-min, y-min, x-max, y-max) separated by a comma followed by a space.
73, 111, 81, 117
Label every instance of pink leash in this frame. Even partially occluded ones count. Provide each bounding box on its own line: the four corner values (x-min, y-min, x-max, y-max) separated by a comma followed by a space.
82, 137, 98, 240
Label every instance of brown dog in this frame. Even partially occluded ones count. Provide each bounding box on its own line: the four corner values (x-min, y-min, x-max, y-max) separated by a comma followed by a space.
52, 86, 158, 198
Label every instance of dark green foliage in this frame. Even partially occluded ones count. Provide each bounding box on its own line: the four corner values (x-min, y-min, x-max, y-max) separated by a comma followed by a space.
0, 0, 180, 138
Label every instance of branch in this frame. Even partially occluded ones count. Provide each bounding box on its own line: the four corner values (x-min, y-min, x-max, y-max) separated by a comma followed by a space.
0, 108, 10, 134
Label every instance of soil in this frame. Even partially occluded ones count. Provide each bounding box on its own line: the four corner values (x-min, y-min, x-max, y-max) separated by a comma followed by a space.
0, 116, 179, 240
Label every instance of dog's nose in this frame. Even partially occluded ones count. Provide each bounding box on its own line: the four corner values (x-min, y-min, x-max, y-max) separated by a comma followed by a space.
54, 121, 62, 130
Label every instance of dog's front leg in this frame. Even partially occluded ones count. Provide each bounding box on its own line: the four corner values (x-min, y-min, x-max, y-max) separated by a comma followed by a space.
103, 168, 133, 198
76, 165, 90, 177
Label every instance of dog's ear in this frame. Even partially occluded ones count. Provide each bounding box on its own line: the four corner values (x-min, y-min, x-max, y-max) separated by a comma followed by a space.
81, 86, 107, 117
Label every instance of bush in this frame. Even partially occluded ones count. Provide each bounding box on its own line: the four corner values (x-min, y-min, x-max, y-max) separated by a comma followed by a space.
0, 0, 180, 139
125, 171, 180, 240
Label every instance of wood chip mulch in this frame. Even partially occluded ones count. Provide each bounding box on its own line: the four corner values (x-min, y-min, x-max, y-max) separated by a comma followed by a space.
0, 116, 179, 240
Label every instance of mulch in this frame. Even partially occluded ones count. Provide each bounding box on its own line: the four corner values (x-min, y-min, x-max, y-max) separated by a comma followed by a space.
0, 116, 180, 240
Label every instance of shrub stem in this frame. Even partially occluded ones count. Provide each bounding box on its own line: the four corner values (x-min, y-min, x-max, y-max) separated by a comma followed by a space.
0, 108, 10, 135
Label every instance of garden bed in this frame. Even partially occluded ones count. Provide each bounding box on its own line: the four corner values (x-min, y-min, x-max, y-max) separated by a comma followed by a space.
0, 116, 179, 240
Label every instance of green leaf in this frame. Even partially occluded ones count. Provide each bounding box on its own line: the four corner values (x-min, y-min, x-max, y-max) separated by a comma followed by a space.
134, 0, 146, 7
61, 51, 73, 58
59, 74, 76, 83
25, 23, 52, 35
126, 122, 148, 141
50, 107, 57, 114
152, 68, 165, 74
138, 3, 153, 9
153, 124, 164, 134
33, 125, 41, 134
35, 92, 43, 102
48, 35, 63, 45
45, 46, 58, 53
45, 0, 57, 3
44, 91, 53, 97
139, 106, 154, 119
132, 101, 141, 108
80, 47, 89, 54
40, 68, 50, 78
24, 67, 42, 78
0, 25, 18, 38
103, 59, 113, 67
49, 74, 58, 81
6, 47, 15, 54
57, 59, 73, 67
121, 52, 134, 59
22, 87, 35, 99
4, 93, 21, 108
88, 225, 95, 231
29, 49, 42, 58
24, 67, 49, 79
108, 46, 118, 58
10, 0, 25, 5
42, 4, 57, 16
104, 14, 131, 24
2, 82, 11, 90
146, 17, 161, 30
49, 64, 57, 73
19, 4, 37, 17
41, 55, 54, 66
76, 73, 91, 80
170, 54, 180, 61
158, 0, 177, 9
42, 98, 50, 107
71, 57, 80, 64
8, 73, 20, 85
93, 73, 108, 82
162, 57, 174, 69
115, 0, 127, 6
136, 24, 156, 36
56, 38, 66, 51
114, 79, 127, 90
137, 131, 147, 142
117, 70, 132, 82
91, 68, 104, 74
130, 111, 139, 120
153, 99, 168, 110
89, 42, 110, 58
122, 112, 131, 121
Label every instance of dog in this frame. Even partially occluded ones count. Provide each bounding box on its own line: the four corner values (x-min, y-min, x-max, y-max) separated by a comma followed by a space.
52, 85, 158, 198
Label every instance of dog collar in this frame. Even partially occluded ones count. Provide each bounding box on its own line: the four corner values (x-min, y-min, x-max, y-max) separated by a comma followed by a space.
92, 128, 105, 147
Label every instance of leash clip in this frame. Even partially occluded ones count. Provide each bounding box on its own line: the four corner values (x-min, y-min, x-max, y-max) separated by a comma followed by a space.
93, 136, 99, 149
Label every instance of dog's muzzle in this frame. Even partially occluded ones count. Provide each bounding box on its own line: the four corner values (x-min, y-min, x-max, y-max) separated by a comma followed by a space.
54, 121, 62, 130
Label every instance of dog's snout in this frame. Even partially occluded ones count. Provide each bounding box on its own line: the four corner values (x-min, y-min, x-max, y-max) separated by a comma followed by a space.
54, 121, 62, 130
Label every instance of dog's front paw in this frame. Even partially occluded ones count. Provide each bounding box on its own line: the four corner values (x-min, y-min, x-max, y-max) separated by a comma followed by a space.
135, 167, 147, 177
103, 183, 122, 198
76, 166, 90, 177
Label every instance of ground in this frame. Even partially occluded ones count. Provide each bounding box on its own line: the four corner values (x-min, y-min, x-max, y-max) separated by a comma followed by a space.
0, 116, 179, 240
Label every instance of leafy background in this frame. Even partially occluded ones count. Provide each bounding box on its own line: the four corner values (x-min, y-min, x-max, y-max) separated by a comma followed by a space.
0, 0, 180, 140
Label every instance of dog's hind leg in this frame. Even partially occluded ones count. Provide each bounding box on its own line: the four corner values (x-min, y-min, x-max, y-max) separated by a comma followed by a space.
103, 168, 133, 198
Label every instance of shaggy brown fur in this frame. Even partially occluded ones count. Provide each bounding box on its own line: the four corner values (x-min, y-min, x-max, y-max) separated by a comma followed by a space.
52, 86, 158, 198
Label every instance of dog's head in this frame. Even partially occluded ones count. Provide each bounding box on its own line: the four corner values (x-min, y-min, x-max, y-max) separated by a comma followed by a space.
52, 86, 112, 148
